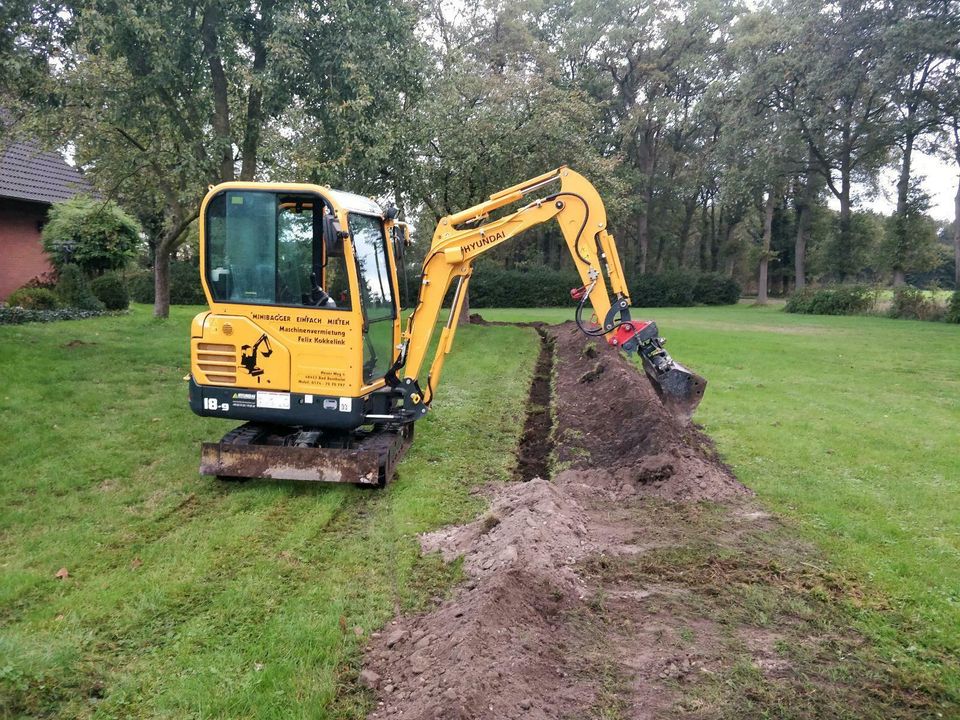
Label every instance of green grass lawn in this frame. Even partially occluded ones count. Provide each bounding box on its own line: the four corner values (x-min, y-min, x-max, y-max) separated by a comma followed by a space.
484, 305, 960, 701
0, 305, 538, 718
2, 302, 959, 716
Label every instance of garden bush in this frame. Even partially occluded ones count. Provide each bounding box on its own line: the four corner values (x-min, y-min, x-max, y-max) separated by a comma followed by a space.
128, 262, 206, 305
42, 197, 141, 275
468, 267, 740, 308
785, 285, 876, 316
946, 291, 960, 324
0, 306, 105, 325
694, 273, 742, 305
889, 287, 943, 321
6, 287, 60, 310
469, 266, 582, 307
90, 273, 130, 310
55, 264, 105, 311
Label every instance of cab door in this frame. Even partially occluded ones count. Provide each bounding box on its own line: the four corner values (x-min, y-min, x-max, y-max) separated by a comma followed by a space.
346, 213, 398, 384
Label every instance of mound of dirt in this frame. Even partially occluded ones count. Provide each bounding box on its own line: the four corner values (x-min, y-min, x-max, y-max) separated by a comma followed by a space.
366, 480, 596, 719
551, 322, 746, 502
362, 322, 750, 719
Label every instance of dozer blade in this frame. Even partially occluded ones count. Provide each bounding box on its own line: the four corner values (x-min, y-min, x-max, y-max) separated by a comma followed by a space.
641, 360, 707, 421
201, 443, 383, 484
201, 424, 413, 486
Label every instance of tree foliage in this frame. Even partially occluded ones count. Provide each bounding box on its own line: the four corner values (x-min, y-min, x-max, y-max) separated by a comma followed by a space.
41, 197, 141, 275
4, 0, 960, 303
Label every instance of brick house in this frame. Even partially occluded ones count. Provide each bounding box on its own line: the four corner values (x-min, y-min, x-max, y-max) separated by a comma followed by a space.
0, 140, 92, 301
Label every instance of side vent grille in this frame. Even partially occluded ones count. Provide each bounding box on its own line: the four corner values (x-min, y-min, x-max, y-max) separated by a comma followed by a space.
197, 342, 237, 385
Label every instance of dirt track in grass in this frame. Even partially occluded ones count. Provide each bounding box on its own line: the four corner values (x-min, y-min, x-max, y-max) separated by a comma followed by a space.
359, 322, 940, 720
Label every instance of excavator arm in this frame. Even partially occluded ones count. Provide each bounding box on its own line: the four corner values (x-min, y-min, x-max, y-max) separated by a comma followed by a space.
394, 167, 706, 418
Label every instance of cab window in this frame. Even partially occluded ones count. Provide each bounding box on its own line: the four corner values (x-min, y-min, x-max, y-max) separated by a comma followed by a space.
348, 212, 396, 381
205, 190, 351, 310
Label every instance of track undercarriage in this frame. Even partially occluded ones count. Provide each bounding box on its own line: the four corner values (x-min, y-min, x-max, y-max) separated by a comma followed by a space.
200, 422, 414, 486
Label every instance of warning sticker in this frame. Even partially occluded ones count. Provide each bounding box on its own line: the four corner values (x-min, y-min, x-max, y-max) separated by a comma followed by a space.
257, 391, 291, 410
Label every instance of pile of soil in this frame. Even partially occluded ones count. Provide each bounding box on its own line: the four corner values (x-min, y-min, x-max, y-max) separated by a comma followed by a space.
550, 322, 747, 502
361, 323, 747, 718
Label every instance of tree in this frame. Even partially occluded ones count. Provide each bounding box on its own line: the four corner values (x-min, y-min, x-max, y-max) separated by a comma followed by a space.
405, 0, 618, 323
877, 185, 940, 281
935, 59, 960, 287
9, 0, 422, 317
883, 0, 959, 285
41, 197, 141, 276
772, 0, 893, 279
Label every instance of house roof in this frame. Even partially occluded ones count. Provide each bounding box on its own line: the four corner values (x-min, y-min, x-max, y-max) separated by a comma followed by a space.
0, 140, 92, 205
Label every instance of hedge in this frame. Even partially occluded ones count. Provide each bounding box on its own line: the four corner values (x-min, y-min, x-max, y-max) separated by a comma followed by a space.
467, 267, 741, 308
90, 273, 130, 310
785, 285, 876, 316
55, 264, 105, 311
6, 287, 60, 310
0, 306, 107, 325
947, 291, 960, 324
129, 262, 206, 305
888, 287, 943, 321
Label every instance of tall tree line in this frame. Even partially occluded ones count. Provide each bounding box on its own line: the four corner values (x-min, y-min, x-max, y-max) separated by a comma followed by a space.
2, 0, 959, 314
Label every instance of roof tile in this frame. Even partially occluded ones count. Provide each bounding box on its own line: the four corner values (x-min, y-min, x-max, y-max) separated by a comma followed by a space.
0, 141, 93, 204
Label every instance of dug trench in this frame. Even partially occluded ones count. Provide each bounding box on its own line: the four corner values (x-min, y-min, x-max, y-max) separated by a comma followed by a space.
359, 322, 943, 719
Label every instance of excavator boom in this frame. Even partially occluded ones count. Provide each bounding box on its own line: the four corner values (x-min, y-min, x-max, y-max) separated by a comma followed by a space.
394, 166, 705, 417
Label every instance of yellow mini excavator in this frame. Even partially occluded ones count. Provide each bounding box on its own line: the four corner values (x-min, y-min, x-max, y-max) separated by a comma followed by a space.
189, 167, 706, 485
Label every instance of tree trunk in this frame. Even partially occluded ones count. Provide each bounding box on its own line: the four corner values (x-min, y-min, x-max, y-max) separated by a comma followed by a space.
955, 175, 960, 288
699, 201, 710, 272
201, 3, 234, 182
710, 203, 719, 271
794, 163, 814, 291
152, 212, 198, 318
636, 212, 648, 274
794, 200, 809, 291
457, 288, 470, 326
838, 159, 852, 282
154, 249, 171, 319
757, 188, 776, 304
676, 194, 697, 267
892, 131, 915, 287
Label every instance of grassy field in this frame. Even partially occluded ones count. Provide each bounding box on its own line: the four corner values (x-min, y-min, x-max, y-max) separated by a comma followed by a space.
0, 306, 538, 718
484, 305, 960, 702
2, 302, 959, 716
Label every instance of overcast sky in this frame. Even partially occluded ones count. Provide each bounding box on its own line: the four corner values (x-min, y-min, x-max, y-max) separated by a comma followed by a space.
832, 151, 958, 224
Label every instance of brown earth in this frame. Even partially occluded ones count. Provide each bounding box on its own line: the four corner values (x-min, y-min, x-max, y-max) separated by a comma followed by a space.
360, 322, 938, 720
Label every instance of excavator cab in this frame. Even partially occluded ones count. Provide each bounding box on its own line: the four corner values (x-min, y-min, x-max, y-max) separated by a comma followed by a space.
189, 169, 705, 486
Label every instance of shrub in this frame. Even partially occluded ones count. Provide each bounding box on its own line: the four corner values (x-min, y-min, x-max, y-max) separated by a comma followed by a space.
22, 271, 58, 289
469, 266, 582, 307
785, 285, 875, 316
946, 291, 960, 324
169, 262, 206, 305
0, 306, 106, 325
6, 286, 60, 310
55, 264, 105, 311
42, 197, 141, 275
127, 262, 206, 305
129, 269, 154, 304
466, 267, 741, 308
90, 273, 130, 310
694, 273, 741, 305
889, 286, 942, 321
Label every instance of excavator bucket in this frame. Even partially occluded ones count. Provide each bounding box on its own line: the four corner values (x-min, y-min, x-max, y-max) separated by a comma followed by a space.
640, 359, 707, 420
200, 423, 414, 486
618, 320, 707, 420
